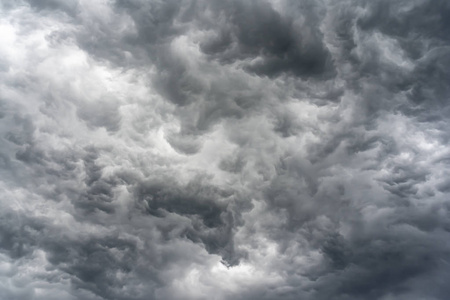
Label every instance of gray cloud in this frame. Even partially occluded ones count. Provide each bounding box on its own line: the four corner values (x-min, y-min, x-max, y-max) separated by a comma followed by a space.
1, 0, 450, 299
199, 0, 335, 78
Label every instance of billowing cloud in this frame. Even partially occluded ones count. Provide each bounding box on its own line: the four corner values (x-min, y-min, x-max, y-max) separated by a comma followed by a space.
1, 0, 450, 299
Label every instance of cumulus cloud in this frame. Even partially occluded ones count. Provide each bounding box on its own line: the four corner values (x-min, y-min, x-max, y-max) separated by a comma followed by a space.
1, 0, 450, 299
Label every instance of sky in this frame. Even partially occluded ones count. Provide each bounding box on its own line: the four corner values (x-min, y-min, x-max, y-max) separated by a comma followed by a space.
0, 0, 450, 299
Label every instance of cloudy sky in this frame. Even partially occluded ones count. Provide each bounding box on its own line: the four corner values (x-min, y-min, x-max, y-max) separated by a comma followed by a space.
1, 0, 450, 299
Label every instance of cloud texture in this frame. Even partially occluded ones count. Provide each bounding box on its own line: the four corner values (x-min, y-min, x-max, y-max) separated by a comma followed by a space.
1, 0, 450, 299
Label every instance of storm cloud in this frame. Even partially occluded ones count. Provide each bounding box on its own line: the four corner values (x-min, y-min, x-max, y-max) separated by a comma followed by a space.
1, 0, 450, 299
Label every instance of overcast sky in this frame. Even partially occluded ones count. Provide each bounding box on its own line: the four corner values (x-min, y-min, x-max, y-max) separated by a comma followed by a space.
1, 0, 450, 299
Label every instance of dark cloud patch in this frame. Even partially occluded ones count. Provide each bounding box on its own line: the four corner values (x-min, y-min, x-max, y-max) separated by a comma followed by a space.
380, 164, 429, 199
74, 150, 117, 214
0, 212, 41, 260
406, 49, 450, 118
134, 176, 249, 266
200, 0, 335, 78
114, 0, 183, 44
330, 0, 450, 123
357, 0, 450, 42
315, 219, 449, 300
320, 233, 351, 270
24, 0, 79, 17
151, 51, 205, 106
43, 234, 141, 300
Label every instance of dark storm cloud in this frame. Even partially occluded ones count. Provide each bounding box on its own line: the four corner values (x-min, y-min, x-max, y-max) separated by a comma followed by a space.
1, 0, 450, 299
200, 0, 335, 78
328, 0, 450, 120
133, 176, 250, 266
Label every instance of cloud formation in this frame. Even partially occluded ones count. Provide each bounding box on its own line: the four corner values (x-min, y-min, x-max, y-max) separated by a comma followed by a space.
1, 0, 450, 299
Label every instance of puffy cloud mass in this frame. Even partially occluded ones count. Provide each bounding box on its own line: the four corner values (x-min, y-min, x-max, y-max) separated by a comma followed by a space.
1, 0, 450, 299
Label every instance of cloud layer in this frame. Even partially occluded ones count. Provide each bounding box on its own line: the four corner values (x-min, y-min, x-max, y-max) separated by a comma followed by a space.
1, 0, 450, 299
